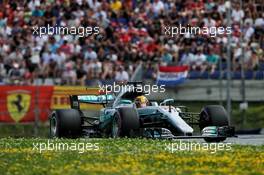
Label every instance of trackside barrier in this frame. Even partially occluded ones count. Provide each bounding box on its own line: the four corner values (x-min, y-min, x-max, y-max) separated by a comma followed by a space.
0, 86, 100, 123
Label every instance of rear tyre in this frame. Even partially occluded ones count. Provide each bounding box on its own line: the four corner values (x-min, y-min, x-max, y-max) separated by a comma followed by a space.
199, 105, 229, 142
111, 107, 140, 138
111, 112, 122, 138
50, 109, 82, 138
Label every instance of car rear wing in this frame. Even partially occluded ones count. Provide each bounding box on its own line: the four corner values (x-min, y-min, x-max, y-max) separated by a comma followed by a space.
70, 94, 115, 109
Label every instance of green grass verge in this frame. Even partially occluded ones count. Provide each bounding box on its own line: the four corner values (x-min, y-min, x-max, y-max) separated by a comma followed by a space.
0, 138, 263, 175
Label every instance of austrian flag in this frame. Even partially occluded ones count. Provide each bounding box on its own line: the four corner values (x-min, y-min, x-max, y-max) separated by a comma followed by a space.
157, 65, 189, 86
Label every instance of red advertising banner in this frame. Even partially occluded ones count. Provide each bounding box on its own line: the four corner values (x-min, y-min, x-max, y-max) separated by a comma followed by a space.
0, 86, 54, 123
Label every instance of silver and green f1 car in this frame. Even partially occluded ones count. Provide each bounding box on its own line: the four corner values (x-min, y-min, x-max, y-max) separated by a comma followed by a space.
49, 83, 235, 142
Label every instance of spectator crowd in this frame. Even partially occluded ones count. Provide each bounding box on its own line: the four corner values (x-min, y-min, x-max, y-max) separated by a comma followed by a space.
0, 0, 263, 85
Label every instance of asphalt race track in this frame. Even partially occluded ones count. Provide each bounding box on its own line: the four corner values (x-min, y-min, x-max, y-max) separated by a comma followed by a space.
190, 135, 264, 145
225, 135, 264, 145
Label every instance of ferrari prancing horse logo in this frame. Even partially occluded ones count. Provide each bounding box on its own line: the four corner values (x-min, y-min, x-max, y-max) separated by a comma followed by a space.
7, 90, 31, 122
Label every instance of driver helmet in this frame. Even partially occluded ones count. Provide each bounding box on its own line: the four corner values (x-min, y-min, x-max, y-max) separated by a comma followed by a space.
135, 95, 148, 108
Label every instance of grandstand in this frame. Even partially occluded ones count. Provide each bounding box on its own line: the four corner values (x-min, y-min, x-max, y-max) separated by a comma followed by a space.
0, 0, 263, 85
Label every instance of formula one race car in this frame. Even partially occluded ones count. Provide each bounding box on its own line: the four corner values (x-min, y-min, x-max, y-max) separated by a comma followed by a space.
49, 83, 235, 142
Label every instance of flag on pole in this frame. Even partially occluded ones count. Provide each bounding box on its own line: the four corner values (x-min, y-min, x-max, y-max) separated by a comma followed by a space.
157, 65, 189, 86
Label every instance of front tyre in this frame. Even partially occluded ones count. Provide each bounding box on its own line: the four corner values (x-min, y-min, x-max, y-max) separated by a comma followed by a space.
199, 105, 229, 142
